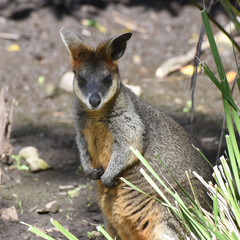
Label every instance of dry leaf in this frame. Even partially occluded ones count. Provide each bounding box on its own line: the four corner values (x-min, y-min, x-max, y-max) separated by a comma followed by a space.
26, 157, 49, 172
180, 64, 201, 76
1, 206, 19, 222
7, 44, 20, 52
226, 71, 237, 83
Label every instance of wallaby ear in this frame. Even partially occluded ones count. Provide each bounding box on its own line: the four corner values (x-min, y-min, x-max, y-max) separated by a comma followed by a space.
60, 27, 92, 62
106, 32, 132, 61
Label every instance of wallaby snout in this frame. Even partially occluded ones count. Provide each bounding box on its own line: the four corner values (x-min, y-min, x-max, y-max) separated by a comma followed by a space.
89, 93, 101, 109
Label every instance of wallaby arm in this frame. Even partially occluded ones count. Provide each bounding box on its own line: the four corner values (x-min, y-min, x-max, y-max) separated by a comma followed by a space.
76, 132, 103, 179
101, 144, 129, 188
101, 101, 145, 188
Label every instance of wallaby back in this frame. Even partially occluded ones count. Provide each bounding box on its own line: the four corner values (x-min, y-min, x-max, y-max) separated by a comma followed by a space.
60, 28, 212, 240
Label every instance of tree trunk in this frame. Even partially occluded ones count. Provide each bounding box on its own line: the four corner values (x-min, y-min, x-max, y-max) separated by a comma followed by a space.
0, 87, 17, 164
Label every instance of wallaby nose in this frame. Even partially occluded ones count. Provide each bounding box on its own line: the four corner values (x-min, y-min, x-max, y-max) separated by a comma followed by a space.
89, 93, 101, 108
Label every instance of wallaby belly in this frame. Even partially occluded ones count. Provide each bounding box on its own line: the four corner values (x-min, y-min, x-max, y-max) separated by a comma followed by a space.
97, 168, 170, 240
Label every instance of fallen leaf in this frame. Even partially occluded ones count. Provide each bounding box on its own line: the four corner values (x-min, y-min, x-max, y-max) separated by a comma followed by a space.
1, 206, 19, 222
81, 19, 106, 33
7, 44, 20, 52
68, 185, 86, 198
180, 64, 201, 76
26, 157, 49, 172
226, 71, 237, 83
38, 76, 45, 85
87, 230, 101, 239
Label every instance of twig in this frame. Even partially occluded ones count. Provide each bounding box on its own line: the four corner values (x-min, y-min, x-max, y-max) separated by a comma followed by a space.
112, 11, 147, 34
0, 32, 20, 40
190, 0, 214, 133
0, 87, 17, 164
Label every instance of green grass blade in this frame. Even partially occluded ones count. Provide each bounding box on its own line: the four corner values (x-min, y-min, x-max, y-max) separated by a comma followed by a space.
129, 147, 175, 196
223, 100, 240, 167
220, 156, 237, 201
139, 168, 176, 211
220, 0, 240, 34
21, 222, 56, 240
120, 177, 162, 203
213, 194, 219, 229
189, 0, 240, 51
96, 226, 113, 240
186, 172, 203, 215
231, 107, 240, 137
155, 155, 198, 209
200, 62, 239, 111
237, 77, 240, 93
225, 135, 240, 196
201, 9, 228, 85
192, 145, 213, 168
50, 218, 79, 240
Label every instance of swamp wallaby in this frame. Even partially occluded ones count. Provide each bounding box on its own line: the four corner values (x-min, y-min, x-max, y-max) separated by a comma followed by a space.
60, 28, 212, 240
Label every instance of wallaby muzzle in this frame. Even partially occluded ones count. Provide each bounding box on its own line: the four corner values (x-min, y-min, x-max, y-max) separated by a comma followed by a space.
89, 93, 101, 108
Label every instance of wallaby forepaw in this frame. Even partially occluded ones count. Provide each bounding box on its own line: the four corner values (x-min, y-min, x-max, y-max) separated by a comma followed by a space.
101, 177, 118, 188
90, 167, 104, 180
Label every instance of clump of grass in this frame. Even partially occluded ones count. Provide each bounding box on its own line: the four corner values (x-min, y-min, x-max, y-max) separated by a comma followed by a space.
21, 218, 113, 240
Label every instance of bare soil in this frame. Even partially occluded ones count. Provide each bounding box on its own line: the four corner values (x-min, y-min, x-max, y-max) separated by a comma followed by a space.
0, 1, 238, 239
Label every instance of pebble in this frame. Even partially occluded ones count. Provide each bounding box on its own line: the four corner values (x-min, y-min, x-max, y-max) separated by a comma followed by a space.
59, 72, 74, 92
19, 146, 39, 159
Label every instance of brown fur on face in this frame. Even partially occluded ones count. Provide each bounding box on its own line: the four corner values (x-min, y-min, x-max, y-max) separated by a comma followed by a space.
70, 41, 118, 71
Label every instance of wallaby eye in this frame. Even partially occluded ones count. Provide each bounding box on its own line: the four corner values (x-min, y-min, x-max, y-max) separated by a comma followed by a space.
77, 75, 87, 86
102, 75, 112, 85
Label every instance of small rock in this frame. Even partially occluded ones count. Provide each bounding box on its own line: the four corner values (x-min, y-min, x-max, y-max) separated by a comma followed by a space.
37, 200, 59, 214
196, 105, 208, 114
174, 98, 183, 105
1, 206, 19, 222
59, 72, 74, 92
26, 157, 49, 172
44, 83, 57, 97
81, 28, 91, 37
45, 200, 59, 213
133, 54, 141, 64
19, 146, 39, 159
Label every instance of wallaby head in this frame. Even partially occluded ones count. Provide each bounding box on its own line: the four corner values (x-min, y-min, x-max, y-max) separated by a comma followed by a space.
60, 28, 132, 110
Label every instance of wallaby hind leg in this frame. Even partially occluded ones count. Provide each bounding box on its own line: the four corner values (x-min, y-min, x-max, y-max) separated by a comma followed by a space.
104, 219, 121, 240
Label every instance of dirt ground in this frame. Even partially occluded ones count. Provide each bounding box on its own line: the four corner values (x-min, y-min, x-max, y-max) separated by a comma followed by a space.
0, 1, 238, 239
